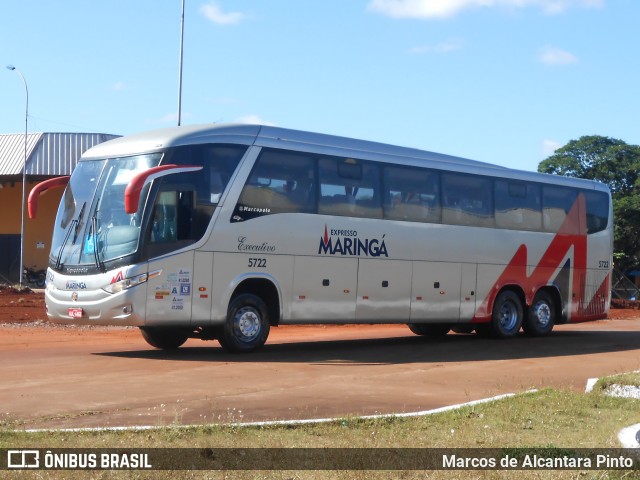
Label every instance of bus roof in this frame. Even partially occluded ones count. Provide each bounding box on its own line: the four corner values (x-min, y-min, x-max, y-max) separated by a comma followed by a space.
80, 123, 609, 193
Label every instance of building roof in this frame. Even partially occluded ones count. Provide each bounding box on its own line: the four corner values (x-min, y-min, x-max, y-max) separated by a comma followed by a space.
0, 132, 120, 176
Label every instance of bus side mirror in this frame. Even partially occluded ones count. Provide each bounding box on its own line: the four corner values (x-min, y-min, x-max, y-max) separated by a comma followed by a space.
28, 176, 70, 219
124, 164, 203, 214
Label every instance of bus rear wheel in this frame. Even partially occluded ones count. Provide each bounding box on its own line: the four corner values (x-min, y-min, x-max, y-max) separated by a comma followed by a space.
140, 326, 189, 349
490, 290, 523, 338
408, 323, 450, 336
218, 294, 270, 353
523, 291, 555, 337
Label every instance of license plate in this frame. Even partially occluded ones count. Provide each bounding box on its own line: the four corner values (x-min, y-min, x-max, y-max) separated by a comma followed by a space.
68, 307, 83, 318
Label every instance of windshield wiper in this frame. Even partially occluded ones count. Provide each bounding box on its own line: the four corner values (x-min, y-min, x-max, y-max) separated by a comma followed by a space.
54, 219, 76, 270
91, 214, 105, 272
72, 202, 87, 243
54, 201, 86, 271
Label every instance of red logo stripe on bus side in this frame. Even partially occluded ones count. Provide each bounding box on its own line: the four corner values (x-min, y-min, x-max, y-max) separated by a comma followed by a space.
473, 194, 602, 323
574, 273, 610, 323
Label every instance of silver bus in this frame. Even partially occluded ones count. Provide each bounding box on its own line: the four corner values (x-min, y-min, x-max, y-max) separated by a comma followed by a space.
31, 124, 613, 352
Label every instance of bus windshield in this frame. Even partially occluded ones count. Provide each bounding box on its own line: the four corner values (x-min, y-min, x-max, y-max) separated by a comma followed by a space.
50, 154, 162, 271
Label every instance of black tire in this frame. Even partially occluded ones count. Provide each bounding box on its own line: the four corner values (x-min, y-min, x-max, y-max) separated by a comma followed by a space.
451, 325, 475, 334
140, 326, 189, 349
36, 273, 46, 288
218, 294, 270, 353
490, 290, 523, 338
408, 323, 450, 336
523, 290, 555, 337
474, 323, 494, 338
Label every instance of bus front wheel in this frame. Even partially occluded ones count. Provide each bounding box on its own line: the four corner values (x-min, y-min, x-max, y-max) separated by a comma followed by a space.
219, 294, 270, 353
140, 327, 189, 349
490, 290, 523, 338
523, 291, 555, 337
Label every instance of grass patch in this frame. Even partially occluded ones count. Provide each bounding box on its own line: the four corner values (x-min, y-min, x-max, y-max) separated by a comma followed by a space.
595, 371, 640, 391
2, 386, 640, 479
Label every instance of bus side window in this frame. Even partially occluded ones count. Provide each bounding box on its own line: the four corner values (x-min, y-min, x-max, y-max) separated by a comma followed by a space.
383, 166, 441, 223
161, 143, 247, 232
543, 186, 577, 232
318, 157, 382, 219
495, 181, 542, 231
442, 174, 494, 228
583, 190, 609, 234
232, 149, 316, 222
150, 191, 177, 244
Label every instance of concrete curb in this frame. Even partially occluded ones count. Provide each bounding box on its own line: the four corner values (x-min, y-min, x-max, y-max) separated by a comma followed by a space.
618, 423, 640, 449
585, 376, 640, 449
21, 390, 538, 433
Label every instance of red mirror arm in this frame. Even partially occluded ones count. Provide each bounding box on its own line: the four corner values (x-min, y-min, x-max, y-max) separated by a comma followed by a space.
28, 176, 70, 219
124, 164, 203, 214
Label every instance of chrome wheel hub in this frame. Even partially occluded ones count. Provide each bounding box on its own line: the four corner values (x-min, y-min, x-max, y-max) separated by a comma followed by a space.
234, 307, 261, 341
533, 301, 551, 327
499, 301, 519, 331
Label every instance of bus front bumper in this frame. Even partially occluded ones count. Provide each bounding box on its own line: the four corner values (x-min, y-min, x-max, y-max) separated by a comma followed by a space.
45, 286, 146, 327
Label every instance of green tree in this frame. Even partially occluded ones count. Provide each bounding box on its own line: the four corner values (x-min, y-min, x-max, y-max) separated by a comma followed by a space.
538, 135, 640, 271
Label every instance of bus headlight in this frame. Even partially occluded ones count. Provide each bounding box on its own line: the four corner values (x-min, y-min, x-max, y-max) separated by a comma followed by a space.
102, 269, 162, 294
102, 273, 148, 294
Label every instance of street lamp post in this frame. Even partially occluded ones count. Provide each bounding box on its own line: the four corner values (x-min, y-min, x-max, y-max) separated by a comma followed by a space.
6, 65, 28, 287
177, 0, 186, 126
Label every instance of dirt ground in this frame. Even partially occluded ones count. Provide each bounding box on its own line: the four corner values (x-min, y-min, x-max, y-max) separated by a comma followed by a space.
0, 286, 47, 324
1, 287, 639, 430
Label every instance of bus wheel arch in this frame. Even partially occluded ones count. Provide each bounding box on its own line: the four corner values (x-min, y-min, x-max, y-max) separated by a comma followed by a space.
490, 286, 525, 338
229, 278, 281, 327
523, 287, 558, 337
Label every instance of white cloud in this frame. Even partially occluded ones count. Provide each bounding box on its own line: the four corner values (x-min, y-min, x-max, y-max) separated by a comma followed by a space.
367, 0, 603, 19
200, 1, 245, 25
112, 81, 126, 91
410, 38, 464, 54
538, 45, 579, 65
542, 139, 563, 156
235, 115, 276, 126
539, 0, 604, 15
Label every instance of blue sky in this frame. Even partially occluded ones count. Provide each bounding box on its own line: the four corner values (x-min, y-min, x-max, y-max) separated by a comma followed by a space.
2, 0, 638, 172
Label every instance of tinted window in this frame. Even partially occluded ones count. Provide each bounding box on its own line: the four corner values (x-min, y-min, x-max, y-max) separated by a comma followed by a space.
442, 174, 494, 227
165, 144, 247, 207
584, 190, 609, 234
383, 166, 441, 223
495, 181, 542, 231
146, 144, 246, 257
233, 149, 316, 222
318, 157, 382, 219
543, 186, 578, 232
